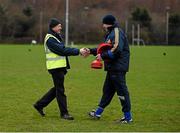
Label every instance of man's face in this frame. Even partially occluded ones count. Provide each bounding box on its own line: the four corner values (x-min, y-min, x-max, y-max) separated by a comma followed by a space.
52, 24, 62, 33
102, 24, 112, 32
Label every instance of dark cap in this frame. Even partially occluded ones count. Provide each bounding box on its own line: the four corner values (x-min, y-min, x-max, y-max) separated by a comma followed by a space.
102, 15, 116, 25
49, 18, 61, 28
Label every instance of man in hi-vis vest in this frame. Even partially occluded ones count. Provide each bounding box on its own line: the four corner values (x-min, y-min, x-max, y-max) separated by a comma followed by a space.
33, 18, 87, 120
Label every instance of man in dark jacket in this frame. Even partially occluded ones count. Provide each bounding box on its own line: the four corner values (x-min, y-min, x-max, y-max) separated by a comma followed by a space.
33, 18, 86, 120
88, 15, 132, 124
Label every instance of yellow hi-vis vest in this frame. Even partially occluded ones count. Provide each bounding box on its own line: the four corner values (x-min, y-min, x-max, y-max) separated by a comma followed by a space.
44, 34, 67, 70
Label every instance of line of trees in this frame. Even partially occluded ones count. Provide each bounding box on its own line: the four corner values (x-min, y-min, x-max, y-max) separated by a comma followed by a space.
0, 0, 180, 45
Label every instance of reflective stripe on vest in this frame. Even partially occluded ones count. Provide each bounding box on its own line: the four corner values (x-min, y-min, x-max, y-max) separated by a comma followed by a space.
44, 34, 67, 70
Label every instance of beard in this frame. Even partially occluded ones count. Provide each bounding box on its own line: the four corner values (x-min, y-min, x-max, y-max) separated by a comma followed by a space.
103, 25, 114, 33
103, 27, 108, 32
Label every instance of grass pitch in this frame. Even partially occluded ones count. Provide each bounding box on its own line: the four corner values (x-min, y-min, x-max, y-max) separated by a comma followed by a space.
0, 44, 180, 131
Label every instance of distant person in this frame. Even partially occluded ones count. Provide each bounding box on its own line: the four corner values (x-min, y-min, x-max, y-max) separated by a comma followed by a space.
86, 15, 133, 123
33, 18, 88, 120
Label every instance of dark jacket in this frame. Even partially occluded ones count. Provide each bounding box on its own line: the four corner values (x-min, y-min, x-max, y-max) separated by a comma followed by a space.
90, 23, 130, 72
46, 29, 79, 71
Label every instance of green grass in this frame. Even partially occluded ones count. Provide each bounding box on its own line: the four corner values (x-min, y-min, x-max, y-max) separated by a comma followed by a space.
0, 44, 180, 131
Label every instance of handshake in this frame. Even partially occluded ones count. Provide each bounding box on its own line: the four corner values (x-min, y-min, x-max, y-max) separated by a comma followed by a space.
79, 48, 90, 58
79, 47, 102, 60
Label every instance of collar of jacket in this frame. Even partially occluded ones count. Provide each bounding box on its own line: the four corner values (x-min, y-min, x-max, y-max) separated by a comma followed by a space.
48, 29, 63, 42
104, 22, 120, 40
107, 22, 119, 32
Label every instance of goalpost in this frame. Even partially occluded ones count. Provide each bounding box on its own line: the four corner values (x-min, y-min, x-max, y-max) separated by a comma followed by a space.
132, 24, 145, 46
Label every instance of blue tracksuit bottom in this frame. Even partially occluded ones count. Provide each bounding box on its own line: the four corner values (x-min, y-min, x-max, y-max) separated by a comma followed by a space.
98, 71, 131, 113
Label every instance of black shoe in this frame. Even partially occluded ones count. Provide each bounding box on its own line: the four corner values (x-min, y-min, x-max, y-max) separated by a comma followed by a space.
115, 117, 133, 124
33, 104, 45, 117
88, 109, 101, 119
61, 114, 74, 120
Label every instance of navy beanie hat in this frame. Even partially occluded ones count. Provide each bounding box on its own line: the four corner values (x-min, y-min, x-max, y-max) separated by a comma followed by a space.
49, 18, 61, 28
102, 15, 116, 25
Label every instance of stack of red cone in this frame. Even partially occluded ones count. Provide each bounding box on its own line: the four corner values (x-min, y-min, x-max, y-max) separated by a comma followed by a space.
91, 43, 112, 69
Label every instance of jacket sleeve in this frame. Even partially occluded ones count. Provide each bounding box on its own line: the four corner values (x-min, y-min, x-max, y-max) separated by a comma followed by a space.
89, 48, 97, 56
46, 37, 79, 56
